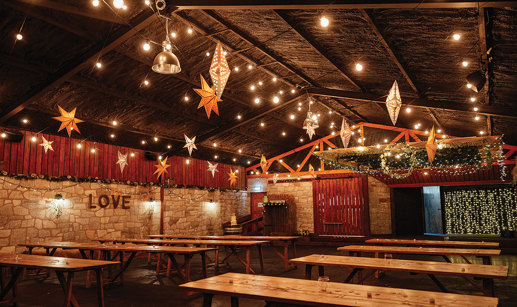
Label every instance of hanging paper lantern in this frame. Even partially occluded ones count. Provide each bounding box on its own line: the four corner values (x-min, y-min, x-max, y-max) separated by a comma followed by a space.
340, 119, 352, 148
303, 111, 319, 140
210, 43, 231, 98
228, 168, 237, 186
194, 75, 222, 119
386, 80, 402, 125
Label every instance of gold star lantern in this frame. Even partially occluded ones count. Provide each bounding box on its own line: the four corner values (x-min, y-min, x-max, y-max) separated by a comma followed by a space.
153, 157, 171, 180
426, 126, 438, 164
210, 43, 230, 98
52, 106, 84, 136
340, 119, 352, 148
228, 168, 237, 186
386, 80, 402, 126
194, 75, 222, 119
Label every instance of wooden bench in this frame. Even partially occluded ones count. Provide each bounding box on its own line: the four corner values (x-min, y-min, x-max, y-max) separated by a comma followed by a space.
179, 272, 498, 307
98, 238, 267, 274
289, 254, 508, 296
366, 238, 500, 248
0, 253, 118, 307
147, 235, 299, 271
338, 245, 501, 265
19, 242, 213, 283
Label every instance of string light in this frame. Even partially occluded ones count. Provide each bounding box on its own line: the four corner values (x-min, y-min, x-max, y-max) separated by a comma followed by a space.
247, 64, 253, 70
143, 79, 150, 86
76, 143, 82, 149
291, 89, 296, 94
272, 77, 277, 82
167, 144, 172, 149
113, 0, 124, 9
91, 148, 96, 153
258, 81, 263, 86
479, 131, 485, 135
355, 63, 363, 71
112, 120, 118, 126
297, 107, 302, 111
187, 28, 193, 34
233, 158, 236, 162
141, 140, 146, 145
212, 142, 217, 147
282, 131, 286, 136
214, 155, 218, 159
260, 122, 265, 127
130, 152, 135, 157
96, 62, 102, 69
384, 139, 388, 143
158, 155, 162, 160
299, 138, 304, 142
170, 32, 177, 38
462, 61, 469, 67
475, 115, 480, 121
473, 107, 479, 111
254, 98, 260, 104
92, 0, 99, 6
186, 159, 190, 164
21, 118, 28, 124
250, 85, 256, 91
184, 96, 189, 102
234, 67, 239, 72
31, 136, 37, 142
279, 90, 284, 95
143, 42, 151, 51
466, 83, 473, 89
406, 107, 412, 113
153, 136, 158, 142
470, 97, 476, 102
273, 96, 280, 103
238, 149, 242, 153
437, 129, 442, 133
206, 52, 210, 57
145, 0, 150, 5
320, 16, 329, 27
236, 114, 242, 120
452, 33, 461, 40
16, 33, 23, 40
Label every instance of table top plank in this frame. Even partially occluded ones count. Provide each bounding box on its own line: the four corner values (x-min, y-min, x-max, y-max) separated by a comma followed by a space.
97, 238, 268, 246
366, 238, 499, 248
289, 254, 508, 278
179, 273, 498, 307
338, 245, 501, 257
0, 253, 118, 271
148, 235, 298, 241
19, 242, 214, 254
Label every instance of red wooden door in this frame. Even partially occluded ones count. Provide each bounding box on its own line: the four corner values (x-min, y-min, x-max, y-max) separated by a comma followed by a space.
313, 176, 369, 236
250, 192, 267, 219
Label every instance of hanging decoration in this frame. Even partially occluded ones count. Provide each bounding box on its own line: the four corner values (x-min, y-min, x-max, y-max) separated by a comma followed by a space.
151, 2, 181, 74
340, 119, 352, 148
308, 164, 315, 176
153, 157, 170, 180
116, 151, 129, 173
260, 155, 268, 173
194, 75, 222, 119
426, 126, 437, 163
52, 106, 84, 137
313, 136, 504, 179
207, 161, 219, 177
209, 43, 231, 98
39, 136, 54, 153
386, 81, 402, 125
303, 99, 319, 140
272, 173, 279, 184
228, 168, 237, 186
183, 134, 197, 156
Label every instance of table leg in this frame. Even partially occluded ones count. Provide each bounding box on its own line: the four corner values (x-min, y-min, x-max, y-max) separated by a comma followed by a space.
0, 267, 22, 300
428, 274, 448, 293
109, 252, 136, 283
231, 296, 239, 307
96, 268, 105, 307
166, 258, 171, 277
202, 293, 213, 307
344, 268, 360, 283
482, 256, 492, 265
283, 245, 289, 271
318, 266, 325, 277
482, 278, 495, 297
184, 254, 192, 282
245, 247, 251, 274
214, 247, 219, 270
201, 252, 208, 278
292, 241, 297, 258
119, 252, 124, 285
156, 254, 161, 275
305, 265, 313, 280
55, 271, 79, 307
257, 245, 264, 274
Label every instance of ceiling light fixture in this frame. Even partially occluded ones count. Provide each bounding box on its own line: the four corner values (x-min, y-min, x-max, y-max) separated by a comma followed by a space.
152, 7, 181, 75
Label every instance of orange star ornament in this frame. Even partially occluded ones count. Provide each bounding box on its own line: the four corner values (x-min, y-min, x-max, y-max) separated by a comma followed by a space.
426, 126, 438, 164
194, 75, 222, 119
52, 105, 84, 136
260, 155, 268, 173
153, 157, 171, 180
228, 168, 237, 187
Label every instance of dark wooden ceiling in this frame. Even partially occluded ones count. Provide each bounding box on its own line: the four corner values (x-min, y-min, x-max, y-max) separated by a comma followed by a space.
1, 0, 516, 173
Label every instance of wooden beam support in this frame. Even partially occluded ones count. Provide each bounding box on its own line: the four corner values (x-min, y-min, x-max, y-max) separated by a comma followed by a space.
170, 0, 517, 10
307, 87, 517, 119
0, 10, 157, 123
478, 7, 494, 136
15, 0, 127, 24
273, 10, 363, 91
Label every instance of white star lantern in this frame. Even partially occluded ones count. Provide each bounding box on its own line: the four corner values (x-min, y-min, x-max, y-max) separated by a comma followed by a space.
116, 151, 129, 173
386, 80, 402, 125
207, 161, 219, 177
39, 136, 54, 153
340, 119, 352, 148
210, 43, 231, 98
183, 134, 197, 156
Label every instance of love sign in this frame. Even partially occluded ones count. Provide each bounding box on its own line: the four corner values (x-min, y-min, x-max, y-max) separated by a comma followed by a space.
88, 194, 131, 209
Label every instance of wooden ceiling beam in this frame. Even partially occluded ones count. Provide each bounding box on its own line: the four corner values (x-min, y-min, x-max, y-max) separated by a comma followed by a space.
15, 0, 127, 24
171, 0, 517, 10
478, 7, 494, 135
307, 87, 517, 119
273, 10, 363, 91
0, 10, 157, 124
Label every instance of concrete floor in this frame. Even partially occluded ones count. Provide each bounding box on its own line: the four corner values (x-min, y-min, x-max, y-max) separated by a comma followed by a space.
4, 246, 517, 306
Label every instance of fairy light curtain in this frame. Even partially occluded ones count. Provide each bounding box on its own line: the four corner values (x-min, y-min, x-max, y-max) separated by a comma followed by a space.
443, 185, 517, 234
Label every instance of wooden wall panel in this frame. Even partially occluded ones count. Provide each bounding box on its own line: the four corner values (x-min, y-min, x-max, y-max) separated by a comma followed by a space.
0, 130, 245, 190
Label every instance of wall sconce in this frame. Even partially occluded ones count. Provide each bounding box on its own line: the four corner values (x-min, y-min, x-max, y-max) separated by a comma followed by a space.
50, 193, 65, 218
204, 199, 218, 214
145, 198, 157, 216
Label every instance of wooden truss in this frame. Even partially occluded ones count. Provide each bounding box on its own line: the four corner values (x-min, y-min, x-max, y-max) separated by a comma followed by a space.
246, 122, 517, 178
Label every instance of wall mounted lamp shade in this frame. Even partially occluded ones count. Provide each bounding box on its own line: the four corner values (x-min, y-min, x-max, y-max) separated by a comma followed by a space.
466, 70, 486, 93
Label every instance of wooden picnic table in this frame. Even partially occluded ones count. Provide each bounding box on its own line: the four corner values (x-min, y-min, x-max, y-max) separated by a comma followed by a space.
179, 272, 498, 307
366, 238, 500, 248
19, 242, 212, 283
289, 254, 508, 296
0, 253, 118, 307
338, 245, 501, 265
97, 238, 266, 274
147, 235, 299, 271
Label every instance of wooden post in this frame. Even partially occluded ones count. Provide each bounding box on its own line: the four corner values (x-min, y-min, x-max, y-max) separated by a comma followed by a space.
160, 181, 164, 235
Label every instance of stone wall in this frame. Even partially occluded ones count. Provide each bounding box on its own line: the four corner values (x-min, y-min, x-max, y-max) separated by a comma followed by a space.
367, 176, 392, 235
0, 178, 249, 253
266, 180, 314, 233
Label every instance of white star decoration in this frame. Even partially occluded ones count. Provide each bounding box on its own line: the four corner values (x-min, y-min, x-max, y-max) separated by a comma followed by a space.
116, 151, 129, 173
306, 125, 315, 140
39, 136, 54, 154
340, 119, 352, 148
207, 161, 219, 177
386, 80, 402, 125
183, 134, 197, 156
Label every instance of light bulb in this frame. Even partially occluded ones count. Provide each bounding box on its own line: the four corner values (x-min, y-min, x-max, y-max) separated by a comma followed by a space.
113, 0, 124, 9
272, 77, 277, 82
233, 158, 236, 162
141, 140, 146, 145
247, 161, 250, 164
170, 32, 177, 38
248, 64, 253, 70
153, 136, 158, 142
165, 43, 171, 50
250, 85, 255, 91
110, 134, 115, 138
187, 28, 193, 34
16, 33, 23, 40
214, 155, 218, 159
145, 0, 150, 5
206, 52, 210, 57
238, 149, 242, 153
299, 138, 304, 142
112, 120, 118, 126
186, 159, 190, 164
291, 89, 296, 94
236, 114, 242, 120
212, 142, 217, 147
184, 96, 189, 102
475, 116, 480, 121
77, 143, 82, 149
466, 83, 472, 89
279, 90, 284, 94
298, 107, 302, 111
355, 63, 363, 71
234, 67, 239, 72
22, 118, 28, 124
122, 5, 127, 10
470, 97, 476, 102
260, 122, 265, 127
462, 61, 469, 67
254, 98, 260, 104
158, 155, 162, 160
143, 79, 149, 86
290, 114, 295, 120
167, 144, 172, 149
452, 33, 461, 40
143, 42, 150, 51
406, 107, 412, 113
473, 107, 479, 111
479, 131, 485, 135
96, 62, 102, 68
282, 131, 286, 136
91, 148, 96, 153
320, 16, 329, 27
92, 0, 100, 7
130, 152, 135, 157
273, 96, 280, 103
258, 81, 263, 86
31, 136, 37, 142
